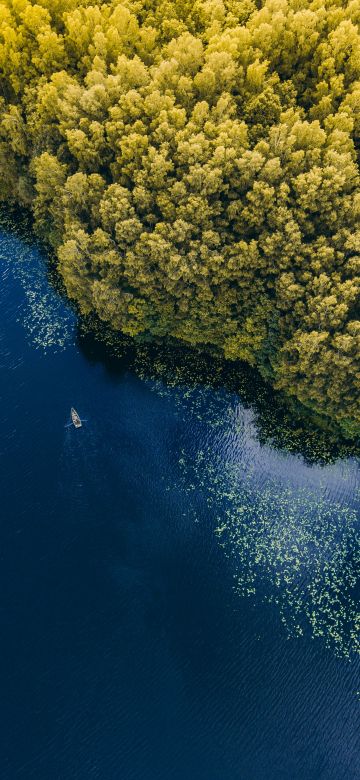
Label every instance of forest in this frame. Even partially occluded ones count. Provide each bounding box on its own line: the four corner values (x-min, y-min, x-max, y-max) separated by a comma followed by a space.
0, 0, 359, 437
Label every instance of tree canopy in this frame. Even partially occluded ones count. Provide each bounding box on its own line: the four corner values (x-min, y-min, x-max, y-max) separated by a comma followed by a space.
0, 0, 359, 436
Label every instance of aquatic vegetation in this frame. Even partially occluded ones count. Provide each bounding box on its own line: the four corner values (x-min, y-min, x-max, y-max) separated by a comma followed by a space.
0, 209, 76, 351
0, 0, 359, 436
177, 438, 360, 657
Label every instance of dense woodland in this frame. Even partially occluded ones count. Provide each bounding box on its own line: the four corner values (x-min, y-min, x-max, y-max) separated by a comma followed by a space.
0, 0, 359, 436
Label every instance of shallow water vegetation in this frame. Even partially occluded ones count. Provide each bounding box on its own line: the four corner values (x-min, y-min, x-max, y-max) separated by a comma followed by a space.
179, 444, 360, 658
0, 207, 76, 351
0, 0, 359, 436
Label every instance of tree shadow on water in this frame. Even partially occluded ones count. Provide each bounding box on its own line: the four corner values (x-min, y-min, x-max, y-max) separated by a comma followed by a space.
76, 315, 360, 467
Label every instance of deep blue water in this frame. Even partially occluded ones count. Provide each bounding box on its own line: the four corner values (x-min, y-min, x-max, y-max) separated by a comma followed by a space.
0, 223, 359, 780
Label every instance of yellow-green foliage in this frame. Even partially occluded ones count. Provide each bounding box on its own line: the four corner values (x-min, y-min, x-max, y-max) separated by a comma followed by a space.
0, 0, 359, 436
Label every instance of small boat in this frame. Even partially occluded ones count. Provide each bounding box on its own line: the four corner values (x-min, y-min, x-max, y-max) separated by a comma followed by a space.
71, 407, 82, 428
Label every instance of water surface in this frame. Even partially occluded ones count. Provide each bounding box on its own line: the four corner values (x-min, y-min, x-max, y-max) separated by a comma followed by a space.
0, 219, 359, 779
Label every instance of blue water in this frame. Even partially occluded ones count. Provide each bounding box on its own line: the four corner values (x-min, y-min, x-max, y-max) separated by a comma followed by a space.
0, 221, 359, 779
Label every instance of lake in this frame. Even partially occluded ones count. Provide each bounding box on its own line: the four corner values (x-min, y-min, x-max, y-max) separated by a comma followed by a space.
0, 214, 359, 779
